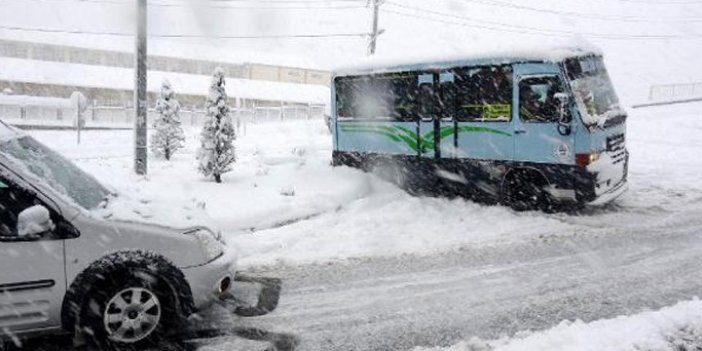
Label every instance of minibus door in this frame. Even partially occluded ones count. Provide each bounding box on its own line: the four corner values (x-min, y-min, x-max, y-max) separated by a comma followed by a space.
514, 73, 575, 165
417, 73, 439, 159
417, 72, 455, 160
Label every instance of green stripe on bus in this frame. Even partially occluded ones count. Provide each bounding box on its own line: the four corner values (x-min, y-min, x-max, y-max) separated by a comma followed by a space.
340, 123, 510, 153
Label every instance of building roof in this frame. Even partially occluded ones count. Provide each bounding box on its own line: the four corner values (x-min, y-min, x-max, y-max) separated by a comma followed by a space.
0, 94, 72, 108
0, 57, 330, 105
0, 35, 327, 71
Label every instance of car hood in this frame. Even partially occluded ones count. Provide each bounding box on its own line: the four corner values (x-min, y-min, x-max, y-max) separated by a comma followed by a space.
93, 193, 216, 232
71, 213, 214, 268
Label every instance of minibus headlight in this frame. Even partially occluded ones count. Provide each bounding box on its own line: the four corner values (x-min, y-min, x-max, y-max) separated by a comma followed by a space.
185, 228, 224, 262
576, 152, 601, 168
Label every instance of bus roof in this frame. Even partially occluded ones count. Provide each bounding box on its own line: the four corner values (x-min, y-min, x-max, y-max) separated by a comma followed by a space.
333, 45, 602, 77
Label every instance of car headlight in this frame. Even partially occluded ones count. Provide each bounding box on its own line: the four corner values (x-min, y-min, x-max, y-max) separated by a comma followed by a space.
184, 227, 224, 262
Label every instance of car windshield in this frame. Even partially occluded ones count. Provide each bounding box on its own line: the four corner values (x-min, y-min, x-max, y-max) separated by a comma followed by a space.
565, 56, 623, 126
1, 136, 111, 210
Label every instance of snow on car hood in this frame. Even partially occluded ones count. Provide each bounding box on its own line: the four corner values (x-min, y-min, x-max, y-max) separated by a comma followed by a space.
92, 194, 216, 231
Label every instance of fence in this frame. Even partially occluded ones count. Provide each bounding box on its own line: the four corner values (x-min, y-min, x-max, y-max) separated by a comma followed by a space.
1, 103, 327, 129
649, 82, 702, 102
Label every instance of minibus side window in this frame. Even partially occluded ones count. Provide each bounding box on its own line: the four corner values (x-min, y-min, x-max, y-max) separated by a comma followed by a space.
519, 76, 561, 123
452, 66, 512, 122
334, 73, 419, 121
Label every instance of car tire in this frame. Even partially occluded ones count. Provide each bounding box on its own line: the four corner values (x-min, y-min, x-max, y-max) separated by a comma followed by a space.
65, 251, 192, 351
81, 271, 178, 350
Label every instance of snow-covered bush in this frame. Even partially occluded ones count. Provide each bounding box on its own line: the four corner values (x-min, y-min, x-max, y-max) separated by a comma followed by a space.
151, 79, 185, 160
197, 68, 236, 183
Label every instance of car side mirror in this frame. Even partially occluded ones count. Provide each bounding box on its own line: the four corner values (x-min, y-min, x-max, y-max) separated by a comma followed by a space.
554, 92, 572, 136
17, 205, 56, 237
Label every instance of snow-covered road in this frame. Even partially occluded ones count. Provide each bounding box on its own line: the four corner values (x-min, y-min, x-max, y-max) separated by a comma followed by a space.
207, 199, 702, 350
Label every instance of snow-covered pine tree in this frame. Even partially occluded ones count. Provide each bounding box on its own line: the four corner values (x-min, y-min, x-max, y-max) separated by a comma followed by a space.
197, 67, 236, 183
151, 79, 185, 160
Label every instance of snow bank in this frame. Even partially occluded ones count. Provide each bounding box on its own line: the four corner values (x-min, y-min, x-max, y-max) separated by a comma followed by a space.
413, 299, 702, 351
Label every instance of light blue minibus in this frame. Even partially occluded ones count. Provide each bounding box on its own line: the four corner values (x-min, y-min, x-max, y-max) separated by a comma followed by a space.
331, 47, 628, 210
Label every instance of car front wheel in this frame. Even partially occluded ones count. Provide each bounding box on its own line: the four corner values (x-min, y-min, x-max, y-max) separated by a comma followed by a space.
82, 273, 177, 350
103, 286, 162, 344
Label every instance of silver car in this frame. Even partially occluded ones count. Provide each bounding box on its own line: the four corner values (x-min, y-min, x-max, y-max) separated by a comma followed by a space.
0, 122, 264, 349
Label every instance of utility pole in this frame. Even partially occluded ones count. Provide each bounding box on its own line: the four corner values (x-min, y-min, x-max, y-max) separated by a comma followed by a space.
134, 0, 148, 175
367, 0, 384, 55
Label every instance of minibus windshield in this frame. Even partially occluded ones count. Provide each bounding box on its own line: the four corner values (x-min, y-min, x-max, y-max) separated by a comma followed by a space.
565, 56, 623, 126
1, 136, 112, 210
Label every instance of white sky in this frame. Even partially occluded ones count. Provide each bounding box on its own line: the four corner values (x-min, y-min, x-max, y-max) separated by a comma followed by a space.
0, 0, 701, 103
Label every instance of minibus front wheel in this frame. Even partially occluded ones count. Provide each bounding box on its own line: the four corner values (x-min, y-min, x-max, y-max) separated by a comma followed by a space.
502, 169, 551, 212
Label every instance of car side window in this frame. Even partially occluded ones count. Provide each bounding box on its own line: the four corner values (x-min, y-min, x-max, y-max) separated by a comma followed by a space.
0, 176, 68, 240
519, 76, 561, 123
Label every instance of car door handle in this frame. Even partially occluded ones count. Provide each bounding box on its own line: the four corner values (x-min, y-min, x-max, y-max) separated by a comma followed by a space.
514, 130, 526, 134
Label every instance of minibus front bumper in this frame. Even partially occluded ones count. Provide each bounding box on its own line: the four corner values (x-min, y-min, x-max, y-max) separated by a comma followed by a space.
588, 180, 628, 206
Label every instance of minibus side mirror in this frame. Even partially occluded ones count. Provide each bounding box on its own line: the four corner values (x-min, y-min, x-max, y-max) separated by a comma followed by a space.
554, 92, 572, 136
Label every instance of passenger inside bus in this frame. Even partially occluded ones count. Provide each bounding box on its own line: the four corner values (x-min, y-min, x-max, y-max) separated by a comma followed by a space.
519, 77, 559, 122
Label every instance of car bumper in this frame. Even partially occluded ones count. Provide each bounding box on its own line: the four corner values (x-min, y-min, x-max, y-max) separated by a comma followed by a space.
181, 247, 238, 311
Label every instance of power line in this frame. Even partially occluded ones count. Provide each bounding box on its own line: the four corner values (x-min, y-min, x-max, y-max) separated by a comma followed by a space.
21, 0, 366, 9
383, 4, 702, 40
617, 0, 702, 4
0, 24, 368, 39
460, 0, 702, 23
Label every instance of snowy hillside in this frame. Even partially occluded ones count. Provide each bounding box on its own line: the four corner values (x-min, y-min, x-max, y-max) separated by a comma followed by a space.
1, 0, 701, 104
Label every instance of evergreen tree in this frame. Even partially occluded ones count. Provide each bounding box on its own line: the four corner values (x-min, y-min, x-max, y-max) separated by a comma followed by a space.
197, 67, 236, 183
151, 79, 185, 160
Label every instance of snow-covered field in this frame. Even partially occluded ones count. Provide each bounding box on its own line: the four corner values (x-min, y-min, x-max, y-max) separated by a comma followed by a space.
23, 102, 702, 268
414, 299, 702, 351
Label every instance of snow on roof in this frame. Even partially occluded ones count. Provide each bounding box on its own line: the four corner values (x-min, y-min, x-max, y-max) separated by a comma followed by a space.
0, 57, 330, 105
333, 44, 602, 76
0, 35, 326, 71
0, 94, 73, 108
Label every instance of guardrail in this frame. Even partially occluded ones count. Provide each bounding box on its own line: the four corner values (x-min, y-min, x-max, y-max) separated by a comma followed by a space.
631, 82, 702, 109
649, 82, 702, 102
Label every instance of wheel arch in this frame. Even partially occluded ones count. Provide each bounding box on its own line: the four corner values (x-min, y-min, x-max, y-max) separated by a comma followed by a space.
60, 250, 195, 333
